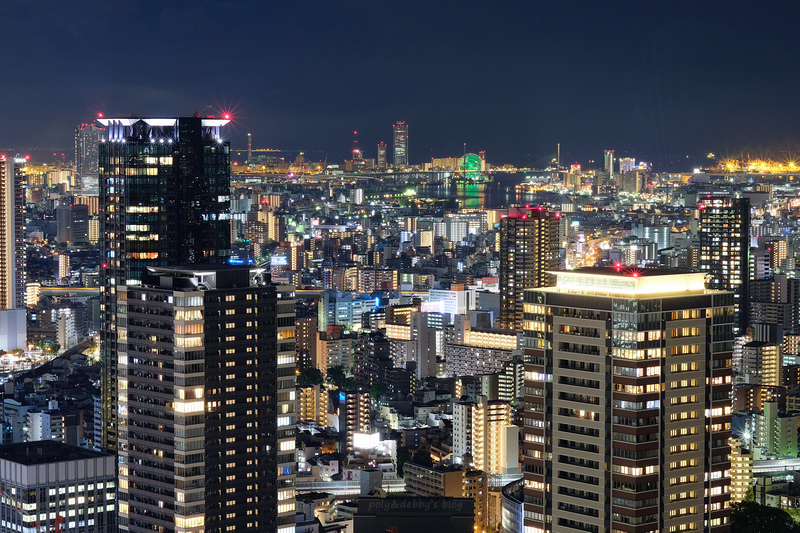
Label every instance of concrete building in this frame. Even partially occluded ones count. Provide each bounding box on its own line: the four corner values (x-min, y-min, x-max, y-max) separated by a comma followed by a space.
522, 267, 733, 533
298, 384, 330, 427
0, 441, 115, 532
754, 401, 799, 458
404, 463, 488, 531
116, 266, 295, 533
453, 396, 519, 475
729, 438, 753, 504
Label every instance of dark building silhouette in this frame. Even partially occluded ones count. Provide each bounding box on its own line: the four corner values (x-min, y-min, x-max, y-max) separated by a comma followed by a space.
98, 116, 232, 452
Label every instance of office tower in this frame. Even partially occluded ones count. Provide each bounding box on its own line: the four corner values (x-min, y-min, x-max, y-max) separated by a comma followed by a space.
393, 121, 408, 168
0, 441, 116, 532
56, 203, 90, 244
522, 267, 733, 533
98, 116, 232, 452
376, 141, 387, 171
497, 207, 560, 331
698, 195, 750, 331
604, 149, 614, 177
75, 123, 103, 196
0, 156, 25, 351
116, 266, 296, 533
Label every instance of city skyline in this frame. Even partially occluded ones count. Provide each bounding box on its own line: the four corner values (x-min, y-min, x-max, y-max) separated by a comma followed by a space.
3, 1, 800, 168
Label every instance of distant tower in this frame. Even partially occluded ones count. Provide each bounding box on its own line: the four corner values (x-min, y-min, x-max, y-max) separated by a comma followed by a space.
619, 157, 636, 174
0, 156, 25, 351
377, 142, 387, 171
247, 132, 252, 161
604, 149, 614, 178
352, 130, 363, 161
393, 121, 408, 168
75, 124, 103, 196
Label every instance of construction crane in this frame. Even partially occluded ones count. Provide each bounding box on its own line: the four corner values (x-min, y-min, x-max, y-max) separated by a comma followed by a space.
0, 487, 64, 533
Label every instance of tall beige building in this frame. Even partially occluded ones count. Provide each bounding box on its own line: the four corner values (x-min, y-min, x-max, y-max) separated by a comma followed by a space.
0, 157, 24, 310
0, 157, 25, 351
522, 267, 733, 533
453, 395, 519, 475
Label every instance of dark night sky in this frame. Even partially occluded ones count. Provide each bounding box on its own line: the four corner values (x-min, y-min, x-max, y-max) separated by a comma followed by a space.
2, 0, 799, 170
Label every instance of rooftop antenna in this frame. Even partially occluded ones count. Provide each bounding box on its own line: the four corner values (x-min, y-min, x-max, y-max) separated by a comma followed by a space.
194, 105, 213, 118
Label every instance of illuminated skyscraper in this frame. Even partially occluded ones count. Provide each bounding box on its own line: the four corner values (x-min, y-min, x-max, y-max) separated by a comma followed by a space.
75, 123, 103, 196
619, 156, 636, 174
498, 207, 560, 331
377, 141, 387, 171
393, 121, 408, 168
604, 149, 614, 178
0, 156, 25, 351
522, 268, 733, 533
98, 116, 232, 452
116, 267, 296, 533
698, 195, 750, 331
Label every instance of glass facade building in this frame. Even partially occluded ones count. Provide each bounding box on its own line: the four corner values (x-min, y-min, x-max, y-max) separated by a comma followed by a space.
98, 117, 232, 452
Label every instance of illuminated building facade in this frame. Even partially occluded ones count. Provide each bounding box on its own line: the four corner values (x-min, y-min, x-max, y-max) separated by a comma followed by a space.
75, 123, 103, 196
376, 141, 387, 171
0, 156, 25, 351
498, 207, 560, 331
522, 268, 733, 533
604, 149, 614, 178
99, 117, 232, 452
116, 266, 296, 533
393, 121, 408, 168
698, 196, 750, 332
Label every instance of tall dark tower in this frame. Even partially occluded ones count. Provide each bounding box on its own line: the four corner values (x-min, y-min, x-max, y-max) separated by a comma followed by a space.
116, 267, 297, 533
498, 207, 560, 331
377, 141, 387, 171
98, 116, 232, 452
393, 121, 408, 168
698, 195, 750, 332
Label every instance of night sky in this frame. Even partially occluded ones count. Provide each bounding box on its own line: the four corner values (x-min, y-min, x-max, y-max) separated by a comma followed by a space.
2, 0, 799, 170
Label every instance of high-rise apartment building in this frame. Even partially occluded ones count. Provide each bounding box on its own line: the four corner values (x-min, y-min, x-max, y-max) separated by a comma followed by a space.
0, 156, 25, 351
698, 195, 750, 332
393, 121, 408, 168
75, 123, 103, 196
522, 267, 733, 533
339, 390, 370, 451
453, 395, 518, 475
498, 207, 560, 331
98, 116, 232, 452
116, 266, 296, 533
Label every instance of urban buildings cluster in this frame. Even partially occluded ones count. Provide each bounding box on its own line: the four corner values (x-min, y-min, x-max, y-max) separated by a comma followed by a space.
2, 115, 800, 532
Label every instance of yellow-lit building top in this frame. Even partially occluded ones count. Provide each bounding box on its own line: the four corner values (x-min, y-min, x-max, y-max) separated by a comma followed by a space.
540, 267, 714, 299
